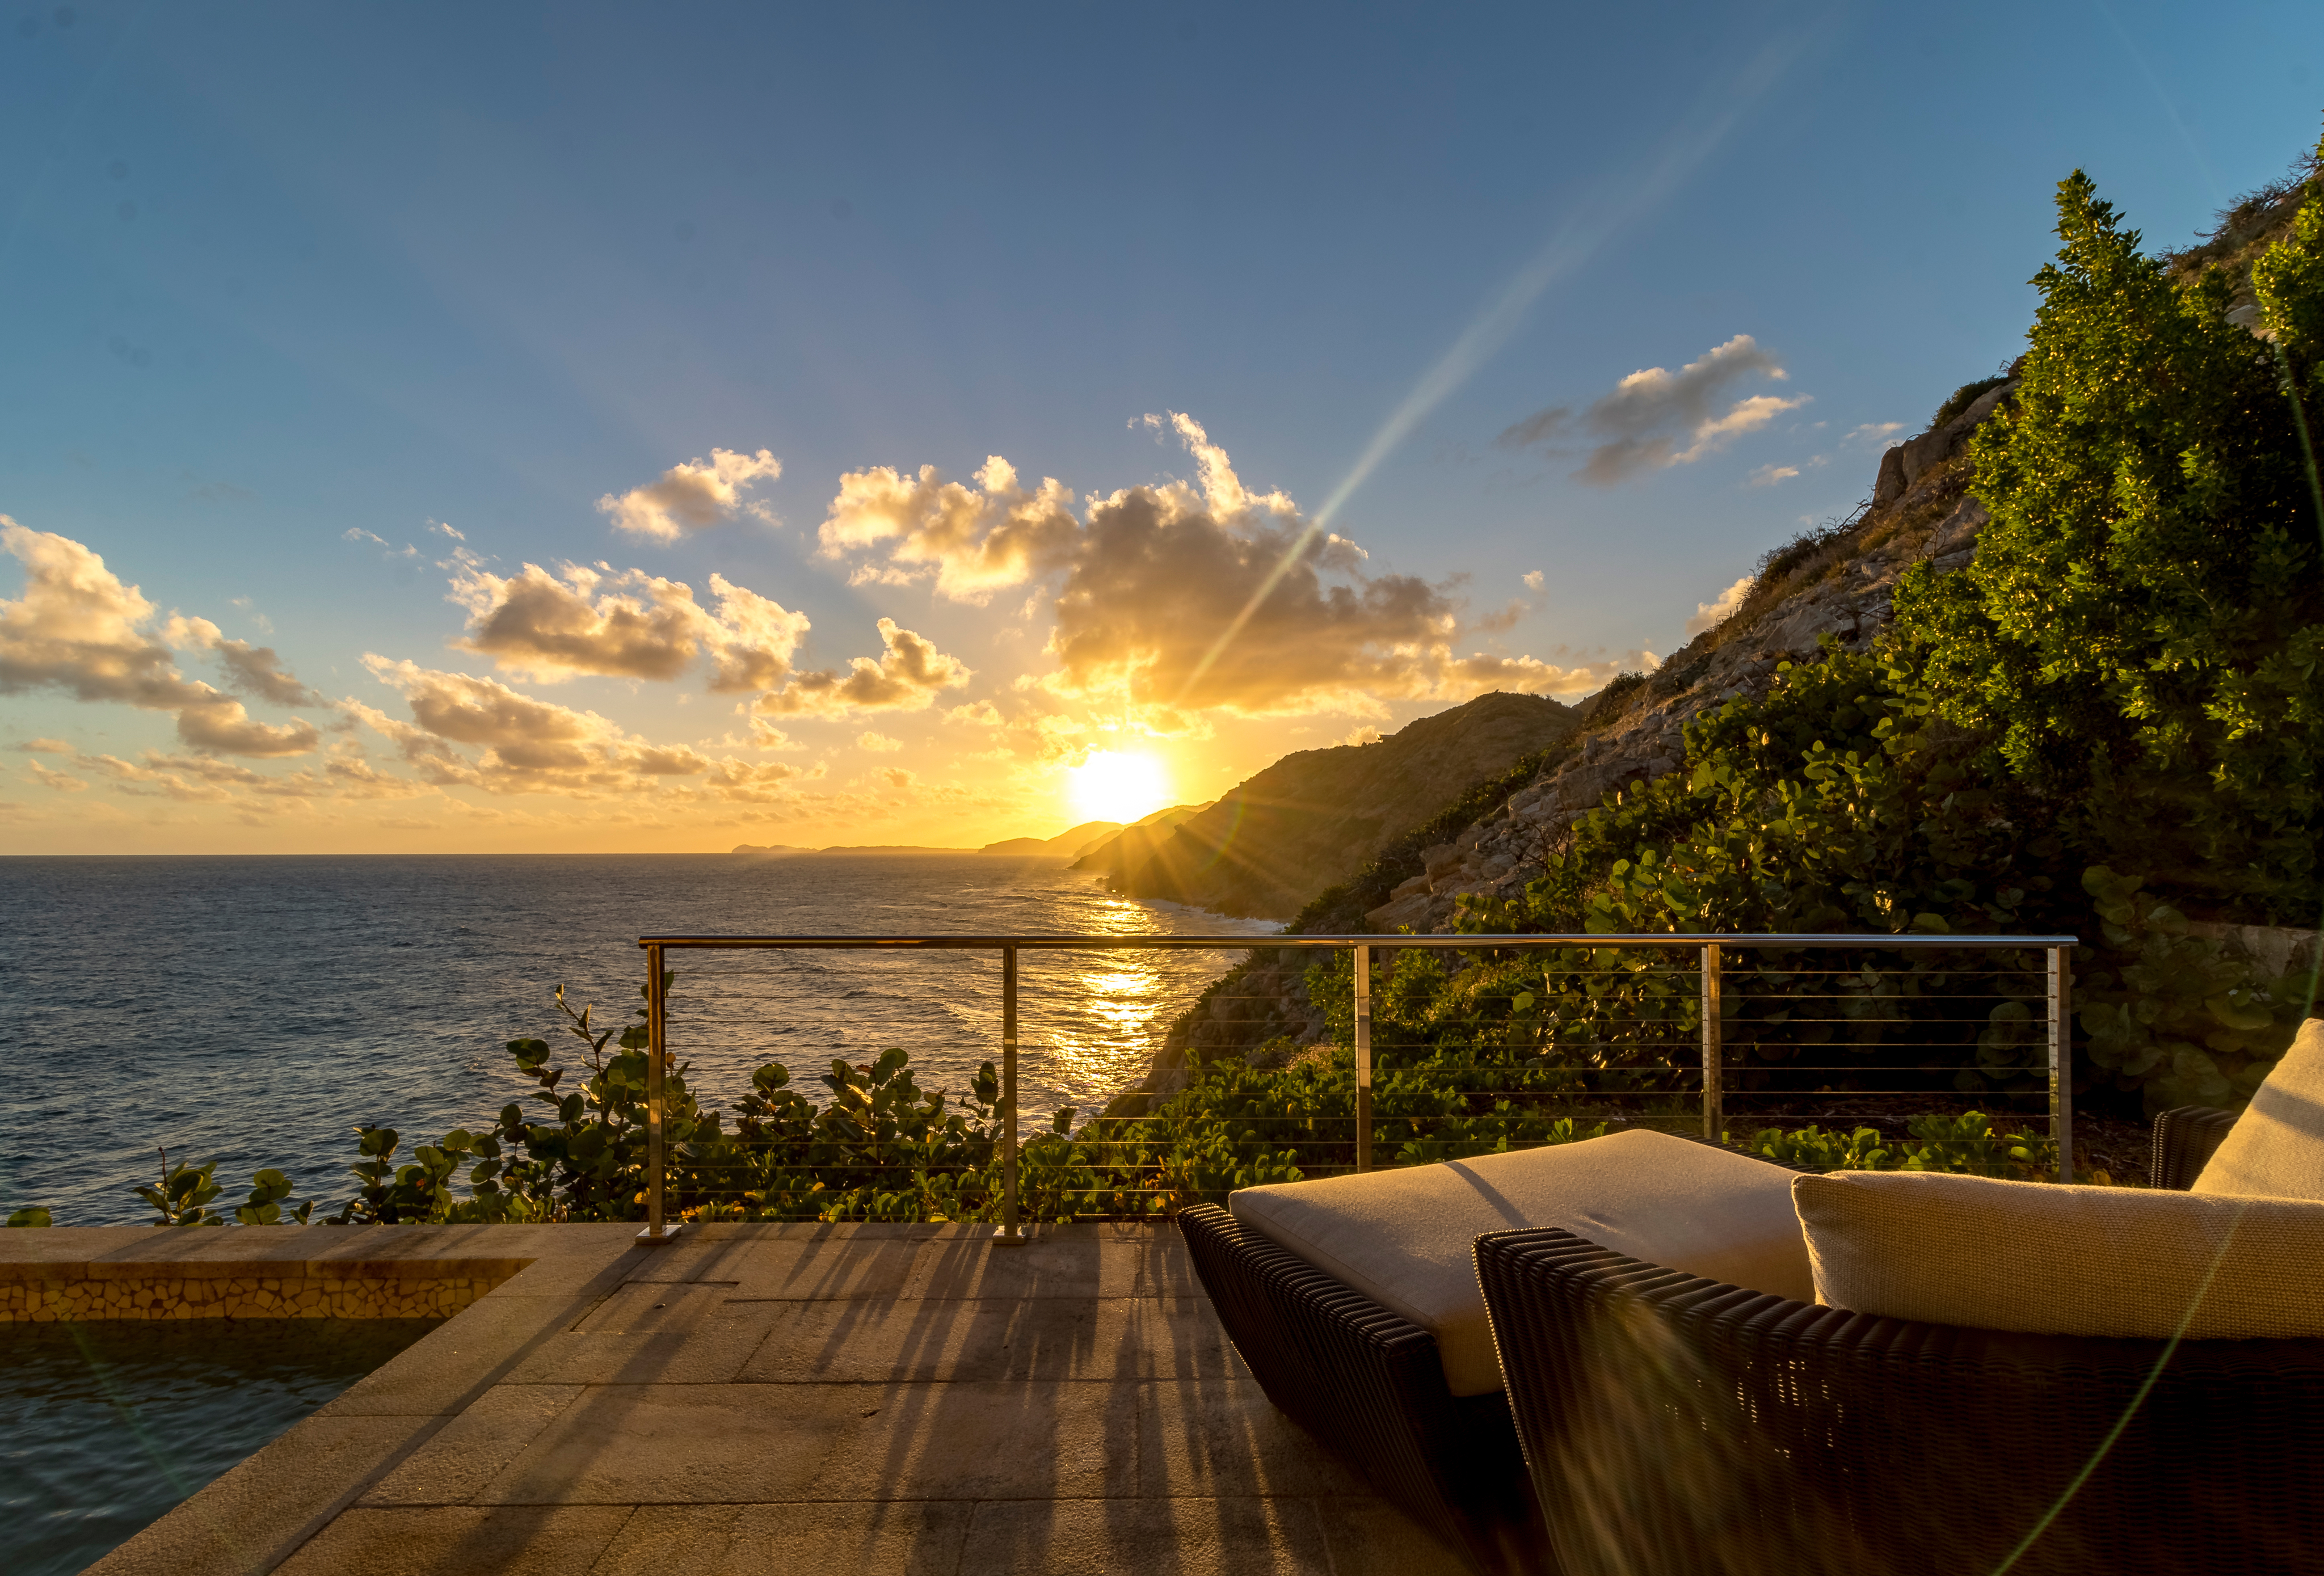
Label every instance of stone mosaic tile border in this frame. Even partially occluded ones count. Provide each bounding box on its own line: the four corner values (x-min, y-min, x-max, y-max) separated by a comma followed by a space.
0, 1257, 530, 1322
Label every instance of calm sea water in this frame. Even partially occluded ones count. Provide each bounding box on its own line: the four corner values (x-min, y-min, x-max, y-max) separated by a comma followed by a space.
1, 854, 1275, 1225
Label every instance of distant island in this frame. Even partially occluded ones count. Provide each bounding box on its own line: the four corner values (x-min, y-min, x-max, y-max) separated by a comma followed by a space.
729, 820, 1139, 859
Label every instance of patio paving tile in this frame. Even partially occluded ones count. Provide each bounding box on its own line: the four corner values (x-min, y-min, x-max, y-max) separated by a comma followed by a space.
958, 1495, 1336, 1575
272, 1505, 636, 1575
32, 1222, 1471, 1574
589, 1502, 975, 1575
359, 1385, 588, 1507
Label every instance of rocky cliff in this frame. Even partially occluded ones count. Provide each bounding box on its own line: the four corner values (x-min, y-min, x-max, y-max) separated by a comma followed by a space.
1076, 690, 1580, 918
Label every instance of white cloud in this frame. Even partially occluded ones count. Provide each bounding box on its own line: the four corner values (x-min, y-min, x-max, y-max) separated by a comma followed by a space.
757, 618, 972, 718
597, 448, 782, 542
358, 658, 714, 794
1498, 335, 1811, 486
856, 731, 904, 753
343, 528, 419, 560
819, 460, 1081, 602
428, 520, 466, 541
0, 521, 321, 757
1685, 575, 1756, 637
1845, 422, 1907, 449
1522, 570, 1544, 592
1746, 463, 1800, 487
448, 561, 810, 690
814, 420, 1591, 720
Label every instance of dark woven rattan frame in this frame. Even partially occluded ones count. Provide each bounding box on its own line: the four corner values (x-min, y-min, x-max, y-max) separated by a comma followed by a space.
1177, 1204, 1555, 1575
2152, 1103, 2239, 1189
1475, 1105, 2324, 1576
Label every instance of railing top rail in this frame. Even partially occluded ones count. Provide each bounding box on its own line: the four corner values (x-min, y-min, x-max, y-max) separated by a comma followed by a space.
636, 931, 2078, 951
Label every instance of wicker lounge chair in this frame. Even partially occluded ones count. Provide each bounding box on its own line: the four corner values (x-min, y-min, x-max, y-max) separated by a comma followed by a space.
1177, 1132, 1815, 1576
1180, 1202, 1554, 1575
1472, 1105, 2324, 1576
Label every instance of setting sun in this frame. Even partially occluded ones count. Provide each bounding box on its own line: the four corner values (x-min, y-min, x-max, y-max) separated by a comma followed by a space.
1068, 751, 1171, 824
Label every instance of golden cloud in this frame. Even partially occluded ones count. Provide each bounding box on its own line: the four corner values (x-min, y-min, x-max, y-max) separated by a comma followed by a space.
597, 448, 782, 542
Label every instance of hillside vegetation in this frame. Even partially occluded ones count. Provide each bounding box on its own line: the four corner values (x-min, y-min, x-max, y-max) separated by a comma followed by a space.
1121, 132, 2324, 1133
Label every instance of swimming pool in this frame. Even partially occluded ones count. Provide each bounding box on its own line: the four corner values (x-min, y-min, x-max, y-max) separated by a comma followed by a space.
2, 1318, 440, 1576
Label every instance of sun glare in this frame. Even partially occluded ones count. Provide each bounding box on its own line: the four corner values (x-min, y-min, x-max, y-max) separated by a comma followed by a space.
1068, 751, 1171, 824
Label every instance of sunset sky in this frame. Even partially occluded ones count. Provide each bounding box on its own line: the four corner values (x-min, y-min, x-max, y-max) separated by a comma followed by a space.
3, 2, 2317, 853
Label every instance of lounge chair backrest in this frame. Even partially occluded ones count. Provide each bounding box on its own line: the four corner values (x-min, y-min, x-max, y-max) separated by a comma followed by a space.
2192, 1017, 2324, 1201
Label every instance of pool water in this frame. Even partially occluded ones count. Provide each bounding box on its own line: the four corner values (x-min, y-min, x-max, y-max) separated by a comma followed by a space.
1, 1318, 441, 1576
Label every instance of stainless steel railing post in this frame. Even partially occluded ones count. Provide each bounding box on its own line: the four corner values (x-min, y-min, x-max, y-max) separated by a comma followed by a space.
1701, 942, 1723, 1143
993, 944, 1023, 1243
1354, 943, 1372, 1174
2050, 944, 2074, 1184
638, 942, 676, 1243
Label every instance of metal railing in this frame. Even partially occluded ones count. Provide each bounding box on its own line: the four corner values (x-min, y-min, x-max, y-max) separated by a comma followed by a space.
629, 930, 2079, 1242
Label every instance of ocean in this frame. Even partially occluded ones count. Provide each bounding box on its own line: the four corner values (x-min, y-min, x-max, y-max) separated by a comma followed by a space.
1, 854, 1277, 1225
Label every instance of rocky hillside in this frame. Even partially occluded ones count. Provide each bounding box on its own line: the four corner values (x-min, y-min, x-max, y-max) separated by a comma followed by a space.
1360, 381, 2011, 936
1074, 690, 1580, 918
1098, 385, 2015, 1116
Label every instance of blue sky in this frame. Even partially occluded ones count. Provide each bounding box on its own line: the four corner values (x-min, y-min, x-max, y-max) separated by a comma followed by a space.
3, 0, 2318, 852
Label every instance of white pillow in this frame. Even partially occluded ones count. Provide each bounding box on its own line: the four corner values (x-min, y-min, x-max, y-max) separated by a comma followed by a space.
1229, 1129, 1814, 1396
1796, 1168, 2324, 1339
2193, 1017, 2324, 1201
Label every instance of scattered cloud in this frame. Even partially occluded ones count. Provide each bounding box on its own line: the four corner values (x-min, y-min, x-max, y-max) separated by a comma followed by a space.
343, 528, 419, 561
696, 756, 820, 804
1747, 463, 1800, 487
428, 520, 466, 541
857, 731, 903, 752
942, 700, 1004, 727
356, 658, 715, 794
448, 560, 811, 691
757, 618, 972, 718
162, 614, 328, 706
21, 737, 74, 753
597, 448, 782, 542
819, 457, 1081, 602
0, 521, 321, 757
1522, 570, 1544, 592
1845, 422, 1906, 449
816, 420, 1582, 719
1497, 335, 1811, 486
26, 760, 86, 791
1685, 575, 1756, 638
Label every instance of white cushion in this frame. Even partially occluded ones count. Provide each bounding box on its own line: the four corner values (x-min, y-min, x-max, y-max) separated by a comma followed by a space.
1796, 1168, 2324, 1339
1228, 1128, 1815, 1396
2193, 1017, 2324, 1201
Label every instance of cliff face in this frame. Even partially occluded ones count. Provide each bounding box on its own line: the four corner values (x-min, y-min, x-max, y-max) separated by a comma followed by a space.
1076, 690, 1580, 919
1362, 390, 2010, 935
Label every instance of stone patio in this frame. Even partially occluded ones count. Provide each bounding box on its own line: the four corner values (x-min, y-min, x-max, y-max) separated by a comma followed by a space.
16, 1222, 1470, 1575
